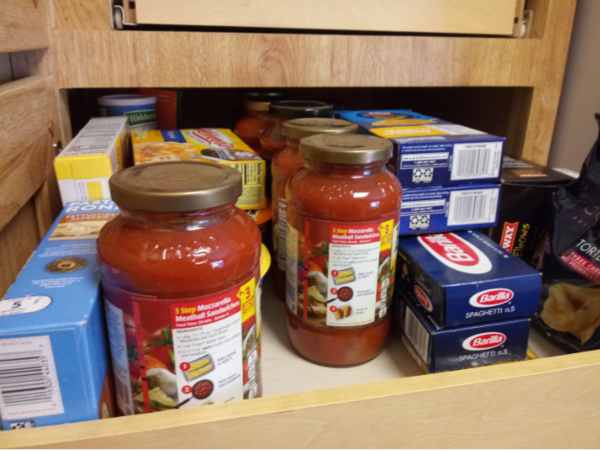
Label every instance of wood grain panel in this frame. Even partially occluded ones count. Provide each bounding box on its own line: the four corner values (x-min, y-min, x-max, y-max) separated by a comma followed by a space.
0, 76, 54, 233
136, 0, 520, 36
0, 0, 49, 52
53, 0, 112, 30
0, 201, 40, 298
3, 351, 600, 448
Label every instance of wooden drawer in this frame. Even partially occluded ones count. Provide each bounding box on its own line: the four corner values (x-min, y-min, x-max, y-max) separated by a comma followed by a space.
128, 0, 524, 37
2, 284, 600, 448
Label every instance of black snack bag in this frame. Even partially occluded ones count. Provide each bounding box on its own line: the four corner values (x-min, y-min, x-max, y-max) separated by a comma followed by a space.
532, 114, 600, 352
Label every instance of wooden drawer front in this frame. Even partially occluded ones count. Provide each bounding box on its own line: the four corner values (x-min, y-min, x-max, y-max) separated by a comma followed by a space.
134, 0, 522, 36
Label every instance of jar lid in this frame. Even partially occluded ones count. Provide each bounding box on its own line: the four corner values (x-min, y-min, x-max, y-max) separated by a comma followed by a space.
243, 91, 284, 112
299, 134, 393, 164
283, 118, 358, 139
110, 162, 242, 212
269, 100, 333, 119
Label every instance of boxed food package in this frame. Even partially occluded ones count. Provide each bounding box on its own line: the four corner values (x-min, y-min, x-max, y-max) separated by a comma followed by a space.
488, 156, 573, 262
138, 88, 182, 130
396, 230, 541, 327
54, 117, 129, 205
0, 200, 118, 430
132, 129, 267, 210
400, 183, 500, 235
532, 114, 600, 352
394, 289, 530, 373
337, 110, 504, 188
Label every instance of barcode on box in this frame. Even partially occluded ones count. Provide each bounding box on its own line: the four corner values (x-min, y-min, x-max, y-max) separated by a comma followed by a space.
447, 188, 499, 226
404, 307, 430, 364
451, 142, 502, 180
0, 336, 64, 420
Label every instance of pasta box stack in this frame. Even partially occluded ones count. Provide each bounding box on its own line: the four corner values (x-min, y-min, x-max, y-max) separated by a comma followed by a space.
337, 110, 503, 235
337, 110, 541, 372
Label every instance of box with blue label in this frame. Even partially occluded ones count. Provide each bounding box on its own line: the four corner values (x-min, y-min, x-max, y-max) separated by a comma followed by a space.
400, 184, 500, 235
336, 110, 504, 188
394, 289, 530, 373
396, 230, 541, 328
0, 200, 118, 430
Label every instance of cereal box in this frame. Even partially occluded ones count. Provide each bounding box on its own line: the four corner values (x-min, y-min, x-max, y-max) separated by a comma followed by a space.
132, 129, 266, 210
54, 117, 129, 205
0, 200, 118, 430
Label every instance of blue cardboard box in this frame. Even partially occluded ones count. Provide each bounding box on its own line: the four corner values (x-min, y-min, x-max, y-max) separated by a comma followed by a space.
394, 289, 530, 373
336, 110, 504, 188
400, 184, 500, 235
396, 230, 541, 328
0, 200, 118, 430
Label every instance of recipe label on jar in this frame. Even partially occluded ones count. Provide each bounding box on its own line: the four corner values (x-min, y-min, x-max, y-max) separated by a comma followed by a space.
286, 215, 399, 328
103, 270, 260, 415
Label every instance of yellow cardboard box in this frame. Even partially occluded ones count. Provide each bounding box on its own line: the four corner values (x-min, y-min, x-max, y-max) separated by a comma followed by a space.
54, 117, 129, 205
132, 129, 267, 210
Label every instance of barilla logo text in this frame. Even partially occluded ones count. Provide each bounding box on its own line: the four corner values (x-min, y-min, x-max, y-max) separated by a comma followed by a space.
414, 285, 433, 312
500, 222, 518, 252
418, 233, 492, 274
469, 289, 514, 308
462, 332, 506, 351
188, 129, 235, 149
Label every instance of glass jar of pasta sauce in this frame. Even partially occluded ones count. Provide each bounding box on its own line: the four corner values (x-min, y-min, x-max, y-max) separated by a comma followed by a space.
271, 118, 358, 301
285, 134, 402, 366
234, 92, 283, 152
98, 162, 262, 415
260, 101, 333, 199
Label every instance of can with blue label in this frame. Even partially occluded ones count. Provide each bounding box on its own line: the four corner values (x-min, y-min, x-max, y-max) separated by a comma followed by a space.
98, 94, 157, 130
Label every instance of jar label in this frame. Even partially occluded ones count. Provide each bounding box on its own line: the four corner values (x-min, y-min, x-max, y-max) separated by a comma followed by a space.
286, 216, 399, 327
103, 270, 261, 415
276, 197, 288, 271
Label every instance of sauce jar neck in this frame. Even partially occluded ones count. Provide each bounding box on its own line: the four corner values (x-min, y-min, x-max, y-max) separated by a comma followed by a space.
119, 203, 237, 230
285, 137, 300, 150
304, 160, 388, 177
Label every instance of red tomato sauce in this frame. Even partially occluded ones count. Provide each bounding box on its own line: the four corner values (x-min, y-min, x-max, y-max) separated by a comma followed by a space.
285, 135, 402, 366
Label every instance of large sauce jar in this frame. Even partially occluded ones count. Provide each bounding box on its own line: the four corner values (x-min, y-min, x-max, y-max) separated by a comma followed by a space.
285, 134, 402, 366
234, 92, 282, 152
271, 118, 358, 301
98, 162, 262, 415
260, 100, 333, 199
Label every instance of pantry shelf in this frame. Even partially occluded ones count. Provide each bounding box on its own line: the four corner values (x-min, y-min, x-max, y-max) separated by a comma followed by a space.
3, 277, 598, 449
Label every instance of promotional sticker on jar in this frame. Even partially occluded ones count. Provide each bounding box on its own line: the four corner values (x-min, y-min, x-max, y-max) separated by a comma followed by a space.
286, 216, 399, 328
103, 272, 261, 415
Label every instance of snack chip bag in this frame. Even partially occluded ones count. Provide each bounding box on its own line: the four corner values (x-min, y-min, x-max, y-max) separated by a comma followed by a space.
532, 114, 600, 351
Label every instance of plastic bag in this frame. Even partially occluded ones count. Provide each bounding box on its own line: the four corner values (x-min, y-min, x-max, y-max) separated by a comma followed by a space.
532, 114, 600, 352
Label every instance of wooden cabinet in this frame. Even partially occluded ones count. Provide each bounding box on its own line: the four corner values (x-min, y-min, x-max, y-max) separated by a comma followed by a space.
3, 0, 600, 448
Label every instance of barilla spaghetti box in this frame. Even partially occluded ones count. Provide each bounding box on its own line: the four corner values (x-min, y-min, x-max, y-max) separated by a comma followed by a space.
400, 183, 500, 235
132, 129, 267, 210
394, 289, 530, 373
337, 110, 504, 188
488, 156, 573, 263
0, 200, 118, 430
54, 117, 129, 205
396, 230, 541, 327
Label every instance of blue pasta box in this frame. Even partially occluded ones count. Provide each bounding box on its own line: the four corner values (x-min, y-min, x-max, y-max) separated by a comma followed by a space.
396, 230, 541, 328
394, 289, 530, 373
400, 183, 501, 235
336, 110, 504, 188
0, 200, 118, 430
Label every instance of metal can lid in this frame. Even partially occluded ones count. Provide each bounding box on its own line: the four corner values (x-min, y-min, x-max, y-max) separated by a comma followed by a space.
243, 91, 284, 112
283, 118, 358, 139
269, 100, 333, 119
110, 161, 242, 212
299, 134, 393, 165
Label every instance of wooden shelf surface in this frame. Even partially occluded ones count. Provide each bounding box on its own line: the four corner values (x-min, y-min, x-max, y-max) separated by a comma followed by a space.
2, 277, 599, 449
